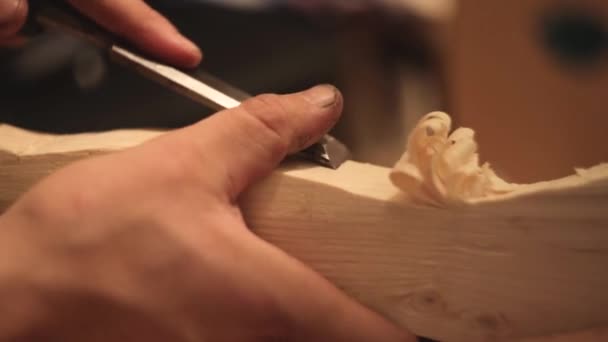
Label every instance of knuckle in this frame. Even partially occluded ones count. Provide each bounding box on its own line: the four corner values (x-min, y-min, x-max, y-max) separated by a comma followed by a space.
143, 134, 222, 193
240, 93, 293, 155
243, 94, 286, 121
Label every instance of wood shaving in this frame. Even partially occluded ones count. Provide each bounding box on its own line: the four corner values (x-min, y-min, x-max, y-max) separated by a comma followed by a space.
389, 112, 517, 206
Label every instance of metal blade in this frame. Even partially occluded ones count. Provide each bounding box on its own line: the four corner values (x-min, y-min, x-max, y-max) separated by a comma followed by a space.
298, 135, 350, 169
111, 46, 350, 169
111, 46, 242, 110
32, 1, 350, 169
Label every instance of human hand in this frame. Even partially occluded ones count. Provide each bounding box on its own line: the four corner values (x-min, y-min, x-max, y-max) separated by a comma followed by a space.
0, 85, 416, 341
288, 0, 375, 13
0, 0, 201, 67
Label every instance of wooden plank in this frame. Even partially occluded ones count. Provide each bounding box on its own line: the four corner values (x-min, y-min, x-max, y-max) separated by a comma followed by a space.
1, 122, 607, 341
242, 161, 608, 341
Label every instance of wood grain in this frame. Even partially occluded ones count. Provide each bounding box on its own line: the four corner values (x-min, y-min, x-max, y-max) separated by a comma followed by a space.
1, 124, 608, 341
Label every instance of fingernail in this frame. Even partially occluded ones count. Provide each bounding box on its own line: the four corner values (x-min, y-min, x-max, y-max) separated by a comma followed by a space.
0, 0, 20, 24
304, 84, 339, 108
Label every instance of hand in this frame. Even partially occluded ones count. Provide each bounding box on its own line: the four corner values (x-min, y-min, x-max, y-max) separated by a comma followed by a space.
288, 0, 374, 13
0, 0, 202, 68
0, 85, 416, 341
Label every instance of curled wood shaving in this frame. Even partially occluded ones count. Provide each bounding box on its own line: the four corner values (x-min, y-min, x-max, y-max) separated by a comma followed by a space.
389, 112, 517, 206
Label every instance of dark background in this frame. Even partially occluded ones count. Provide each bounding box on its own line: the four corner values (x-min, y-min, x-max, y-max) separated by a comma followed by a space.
0, 2, 441, 165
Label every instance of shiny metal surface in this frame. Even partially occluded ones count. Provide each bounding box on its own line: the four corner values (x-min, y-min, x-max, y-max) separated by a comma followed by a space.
30, 1, 350, 168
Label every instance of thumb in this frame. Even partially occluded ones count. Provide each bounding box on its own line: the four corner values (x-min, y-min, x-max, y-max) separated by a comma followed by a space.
178, 84, 343, 200
0, 0, 27, 39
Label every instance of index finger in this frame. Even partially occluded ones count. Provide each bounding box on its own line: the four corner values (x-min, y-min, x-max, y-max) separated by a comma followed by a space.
0, 0, 28, 40
68, 0, 202, 68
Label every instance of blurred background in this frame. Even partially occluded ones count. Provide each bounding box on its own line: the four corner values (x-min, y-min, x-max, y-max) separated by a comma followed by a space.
1, 0, 607, 183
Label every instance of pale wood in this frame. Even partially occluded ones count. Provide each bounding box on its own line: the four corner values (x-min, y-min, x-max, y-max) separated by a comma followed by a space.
0, 124, 163, 210
1, 123, 608, 341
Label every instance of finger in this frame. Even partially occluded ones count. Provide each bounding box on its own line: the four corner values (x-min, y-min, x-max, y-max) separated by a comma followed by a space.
274, 255, 415, 341
178, 84, 343, 200
232, 228, 417, 341
68, 0, 202, 68
0, 0, 27, 40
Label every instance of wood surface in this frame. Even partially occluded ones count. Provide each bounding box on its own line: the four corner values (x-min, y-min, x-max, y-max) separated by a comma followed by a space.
1, 123, 608, 341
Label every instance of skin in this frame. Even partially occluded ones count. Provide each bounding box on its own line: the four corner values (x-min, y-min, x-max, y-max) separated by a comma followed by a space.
0, 0, 414, 341
0, 3, 415, 338
0, 2, 595, 341
1, 2, 596, 341
0, 84, 414, 341
0, 0, 202, 67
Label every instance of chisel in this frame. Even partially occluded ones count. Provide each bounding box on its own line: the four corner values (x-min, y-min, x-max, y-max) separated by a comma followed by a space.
26, 1, 350, 169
